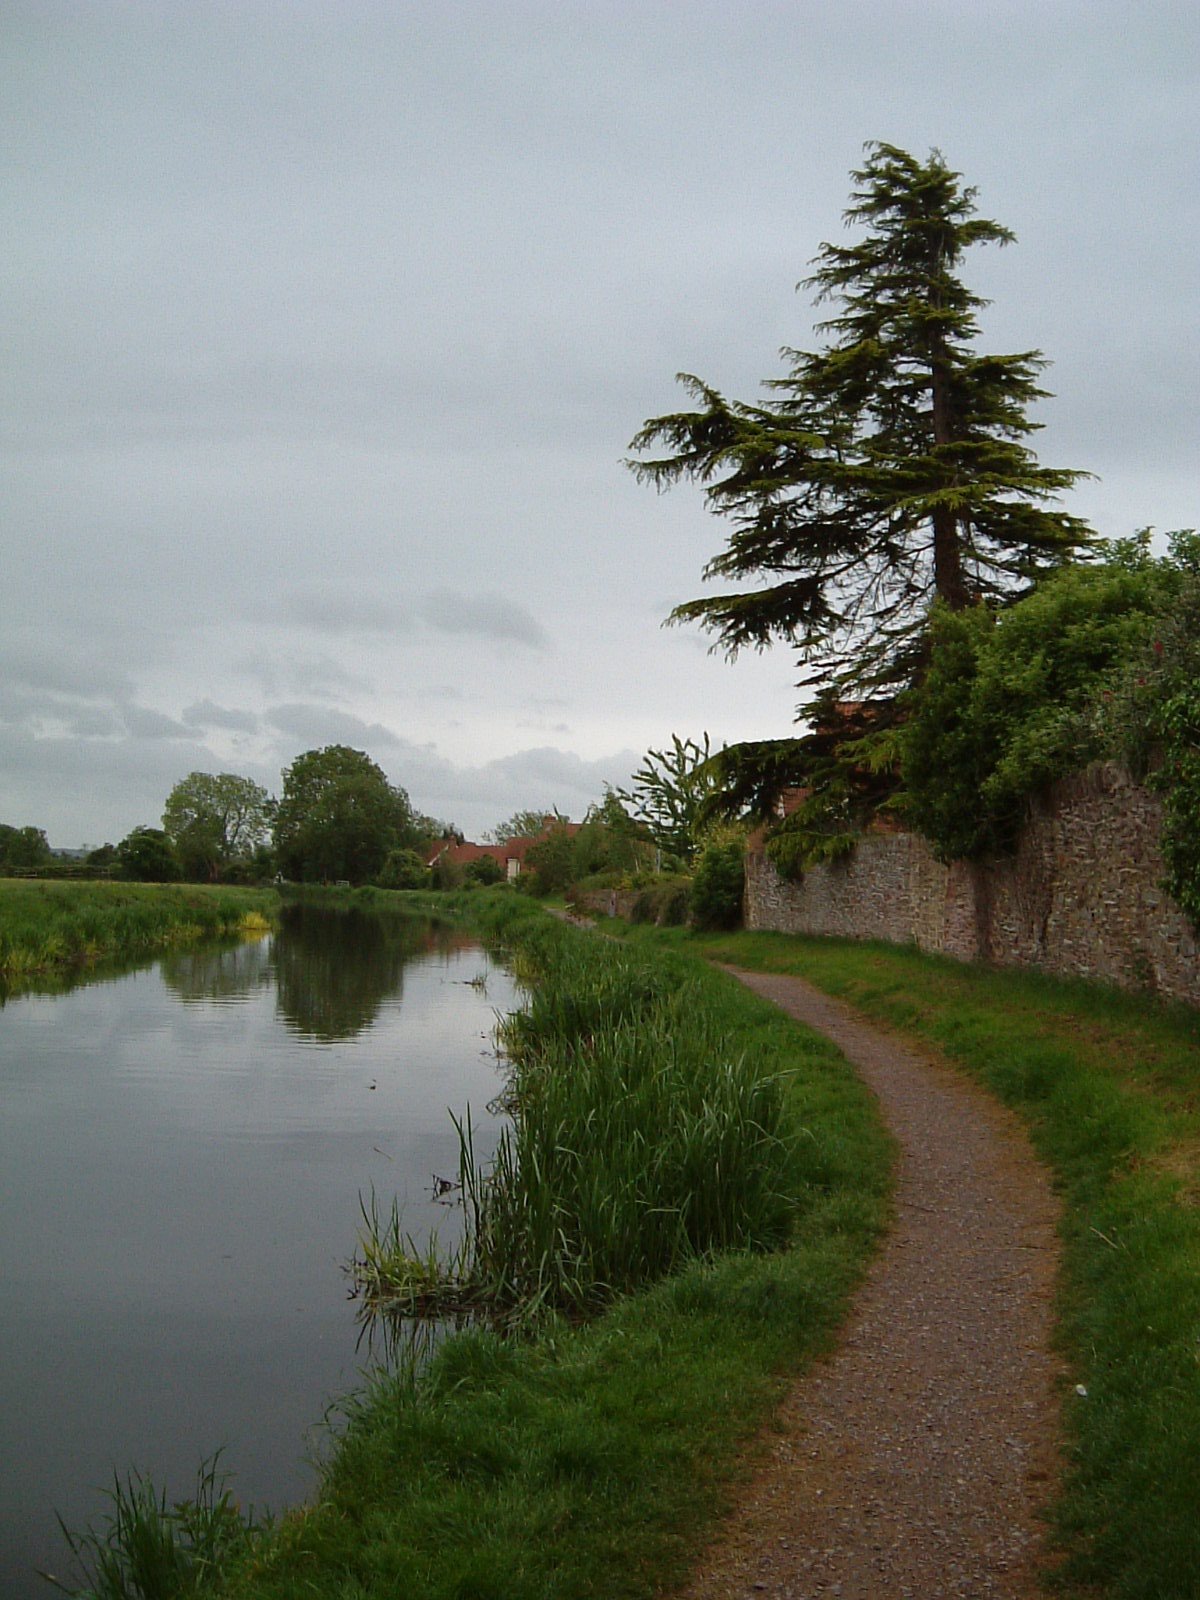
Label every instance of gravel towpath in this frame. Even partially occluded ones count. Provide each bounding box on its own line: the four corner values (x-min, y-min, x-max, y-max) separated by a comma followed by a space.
681, 967, 1064, 1600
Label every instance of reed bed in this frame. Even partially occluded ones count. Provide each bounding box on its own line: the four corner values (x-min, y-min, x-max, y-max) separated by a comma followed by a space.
0, 881, 277, 980
352, 905, 813, 1324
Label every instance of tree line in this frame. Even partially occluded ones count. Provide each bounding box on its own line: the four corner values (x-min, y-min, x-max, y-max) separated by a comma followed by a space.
0, 739, 705, 896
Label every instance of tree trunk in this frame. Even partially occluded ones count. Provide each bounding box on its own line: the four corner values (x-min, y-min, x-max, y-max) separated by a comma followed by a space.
930, 356, 969, 610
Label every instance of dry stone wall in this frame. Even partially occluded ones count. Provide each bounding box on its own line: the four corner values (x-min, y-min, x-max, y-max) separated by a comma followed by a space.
745, 763, 1200, 1008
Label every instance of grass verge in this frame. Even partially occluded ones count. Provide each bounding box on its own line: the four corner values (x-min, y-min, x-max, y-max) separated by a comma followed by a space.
0, 880, 278, 983
635, 926, 1200, 1600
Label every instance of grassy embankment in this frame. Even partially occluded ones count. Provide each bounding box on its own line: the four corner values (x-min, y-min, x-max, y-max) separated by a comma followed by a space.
54, 894, 891, 1600
0, 879, 278, 983
628, 924, 1200, 1600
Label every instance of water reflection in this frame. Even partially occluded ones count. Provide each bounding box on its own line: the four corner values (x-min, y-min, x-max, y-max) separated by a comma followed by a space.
0, 944, 166, 1008
273, 905, 476, 1042
160, 935, 274, 1003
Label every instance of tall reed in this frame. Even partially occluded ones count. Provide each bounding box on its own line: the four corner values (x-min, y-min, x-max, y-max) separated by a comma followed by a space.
42, 1454, 261, 1600
356, 906, 809, 1324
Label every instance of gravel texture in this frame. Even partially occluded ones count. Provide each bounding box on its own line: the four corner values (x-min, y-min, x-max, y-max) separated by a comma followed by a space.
680, 968, 1064, 1599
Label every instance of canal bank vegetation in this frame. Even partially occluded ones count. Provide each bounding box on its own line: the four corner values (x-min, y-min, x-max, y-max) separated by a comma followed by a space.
50, 896, 893, 1600
629, 924, 1200, 1600
350, 896, 847, 1325
0, 880, 277, 983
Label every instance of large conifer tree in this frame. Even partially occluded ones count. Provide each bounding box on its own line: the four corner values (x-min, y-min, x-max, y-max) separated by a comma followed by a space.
630, 142, 1092, 701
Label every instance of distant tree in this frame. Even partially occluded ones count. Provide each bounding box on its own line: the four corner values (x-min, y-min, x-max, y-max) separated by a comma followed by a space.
162, 771, 274, 882
412, 813, 460, 853
0, 824, 52, 874
116, 827, 182, 881
631, 142, 1092, 707
617, 734, 720, 866
484, 809, 565, 846
274, 746, 417, 885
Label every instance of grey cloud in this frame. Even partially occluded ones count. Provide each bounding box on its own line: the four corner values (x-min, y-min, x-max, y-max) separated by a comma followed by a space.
409, 745, 641, 841
2, 4, 1195, 853
120, 705, 192, 740
237, 652, 371, 699
283, 586, 550, 650
65, 706, 125, 738
286, 591, 408, 635
0, 642, 137, 704
0, 722, 278, 848
262, 702, 407, 755
421, 591, 551, 650
181, 698, 261, 734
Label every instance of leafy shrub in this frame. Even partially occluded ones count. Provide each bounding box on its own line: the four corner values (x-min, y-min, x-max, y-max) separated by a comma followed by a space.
690, 835, 745, 930
464, 854, 505, 887
523, 825, 577, 894
902, 549, 1172, 859
116, 827, 183, 882
378, 848, 430, 890
1086, 534, 1200, 930
629, 888, 658, 924
430, 856, 465, 891
660, 883, 691, 925
0, 824, 52, 874
1157, 680, 1200, 928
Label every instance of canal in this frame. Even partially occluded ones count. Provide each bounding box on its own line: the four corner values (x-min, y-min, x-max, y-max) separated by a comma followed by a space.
0, 903, 517, 1596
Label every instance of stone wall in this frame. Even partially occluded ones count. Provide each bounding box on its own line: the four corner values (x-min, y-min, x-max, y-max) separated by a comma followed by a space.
745, 763, 1200, 1008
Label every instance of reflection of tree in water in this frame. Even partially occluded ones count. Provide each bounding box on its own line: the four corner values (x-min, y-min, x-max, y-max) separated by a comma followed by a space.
273, 905, 463, 1042
160, 936, 274, 1002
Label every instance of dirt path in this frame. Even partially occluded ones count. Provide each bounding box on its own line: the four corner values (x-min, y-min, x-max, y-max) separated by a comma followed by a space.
682, 968, 1064, 1599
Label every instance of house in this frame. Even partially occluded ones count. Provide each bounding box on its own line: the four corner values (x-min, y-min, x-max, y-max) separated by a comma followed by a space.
425, 817, 581, 882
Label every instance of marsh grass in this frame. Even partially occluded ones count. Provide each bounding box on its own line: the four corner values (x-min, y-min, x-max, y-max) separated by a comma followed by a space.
349, 1188, 482, 1321
42, 1454, 263, 1600
654, 926, 1200, 1600
0, 881, 278, 982
352, 908, 817, 1326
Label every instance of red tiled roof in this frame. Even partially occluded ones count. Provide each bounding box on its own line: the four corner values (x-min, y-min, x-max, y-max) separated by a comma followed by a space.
425, 820, 582, 871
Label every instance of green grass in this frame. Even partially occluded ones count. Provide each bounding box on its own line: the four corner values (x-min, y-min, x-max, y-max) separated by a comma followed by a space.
82, 898, 890, 1600
636, 926, 1200, 1600
0, 880, 278, 982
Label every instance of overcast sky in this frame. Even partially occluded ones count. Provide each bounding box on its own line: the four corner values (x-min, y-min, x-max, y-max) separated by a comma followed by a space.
3, 2, 1196, 847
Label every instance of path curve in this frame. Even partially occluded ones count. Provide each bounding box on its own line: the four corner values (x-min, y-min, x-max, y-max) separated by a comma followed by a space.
682, 968, 1064, 1599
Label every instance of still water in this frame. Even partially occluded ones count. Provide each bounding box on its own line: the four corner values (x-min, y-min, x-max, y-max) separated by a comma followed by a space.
0, 905, 517, 1597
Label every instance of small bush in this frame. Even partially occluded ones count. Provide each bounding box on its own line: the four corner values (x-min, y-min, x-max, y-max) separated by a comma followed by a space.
690, 837, 745, 930
378, 848, 430, 890
464, 854, 505, 888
